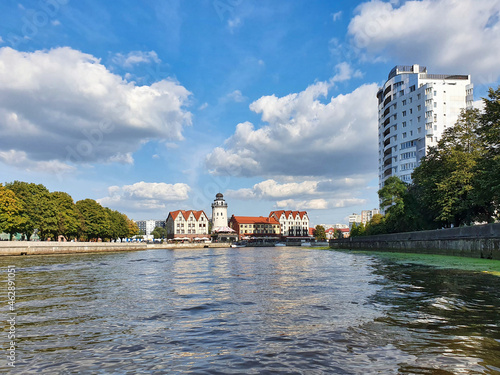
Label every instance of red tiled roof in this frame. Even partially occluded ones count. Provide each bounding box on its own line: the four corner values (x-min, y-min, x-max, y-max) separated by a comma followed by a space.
231, 216, 280, 225
169, 210, 207, 221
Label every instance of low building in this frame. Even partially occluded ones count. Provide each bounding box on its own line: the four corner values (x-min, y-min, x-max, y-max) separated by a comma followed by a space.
229, 216, 281, 240
134, 220, 166, 236
166, 210, 209, 241
269, 210, 309, 238
325, 227, 350, 239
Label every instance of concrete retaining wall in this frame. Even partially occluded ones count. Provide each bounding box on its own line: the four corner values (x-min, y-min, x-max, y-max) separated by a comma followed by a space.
329, 223, 500, 260
0, 241, 233, 256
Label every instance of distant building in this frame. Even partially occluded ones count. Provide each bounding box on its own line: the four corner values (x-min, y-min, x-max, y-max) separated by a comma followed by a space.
361, 209, 380, 224
378, 64, 473, 187
211, 193, 228, 231
269, 210, 309, 237
166, 210, 209, 241
229, 216, 281, 240
348, 214, 362, 229
319, 223, 349, 230
134, 220, 166, 236
325, 227, 350, 239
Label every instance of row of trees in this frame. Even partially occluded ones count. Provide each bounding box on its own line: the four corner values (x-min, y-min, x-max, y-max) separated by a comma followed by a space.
0, 181, 139, 241
353, 86, 500, 236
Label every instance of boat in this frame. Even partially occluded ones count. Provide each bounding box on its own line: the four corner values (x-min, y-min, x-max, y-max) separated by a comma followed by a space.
301, 242, 312, 247
231, 241, 247, 248
274, 242, 286, 247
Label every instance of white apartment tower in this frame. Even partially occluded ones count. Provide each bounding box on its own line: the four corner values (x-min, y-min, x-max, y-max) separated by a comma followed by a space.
211, 193, 228, 230
377, 65, 473, 188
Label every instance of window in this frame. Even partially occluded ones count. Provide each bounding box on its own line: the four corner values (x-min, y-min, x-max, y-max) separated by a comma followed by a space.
402, 121, 407, 128
417, 93, 421, 100
434, 102, 437, 108
402, 100, 407, 105
403, 132, 407, 138
410, 108, 413, 114
417, 116, 421, 123
403, 111, 407, 117
417, 105, 421, 111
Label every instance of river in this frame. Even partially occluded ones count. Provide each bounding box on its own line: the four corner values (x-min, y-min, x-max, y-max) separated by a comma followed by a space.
2, 247, 500, 374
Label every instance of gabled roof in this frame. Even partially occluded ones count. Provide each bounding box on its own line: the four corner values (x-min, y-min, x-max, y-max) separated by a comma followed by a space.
230, 216, 280, 225
169, 210, 207, 221
269, 210, 309, 220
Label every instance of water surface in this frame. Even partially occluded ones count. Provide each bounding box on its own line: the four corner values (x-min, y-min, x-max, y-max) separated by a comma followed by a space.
1, 247, 500, 374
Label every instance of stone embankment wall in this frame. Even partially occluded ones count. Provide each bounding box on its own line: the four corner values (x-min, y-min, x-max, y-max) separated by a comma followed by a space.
0, 242, 231, 256
329, 223, 500, 260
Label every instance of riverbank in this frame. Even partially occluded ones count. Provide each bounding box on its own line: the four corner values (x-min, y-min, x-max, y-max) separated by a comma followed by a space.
330, 223, 500, 260
0, 241, 231, 256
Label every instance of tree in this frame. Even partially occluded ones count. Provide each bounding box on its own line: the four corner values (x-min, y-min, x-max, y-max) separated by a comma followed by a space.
313, 225, 326, 241
127, 219, 140, 237
333, 229, 343, 239
413, 109, 485, 227
51, 191, 82, 240
475, 86, 500, 221
5, 181, 57, 240
0, 185, 25, 239
151, 226, 167, 239
76, 199, 110, 241
364, 214, 386, 235
350, 222, 365, 237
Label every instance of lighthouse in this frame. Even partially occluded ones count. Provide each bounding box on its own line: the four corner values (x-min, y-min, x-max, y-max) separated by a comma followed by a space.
211, 193, 228, 231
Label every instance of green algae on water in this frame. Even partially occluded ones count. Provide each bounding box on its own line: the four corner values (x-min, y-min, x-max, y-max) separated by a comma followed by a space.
334, 250, 500, 277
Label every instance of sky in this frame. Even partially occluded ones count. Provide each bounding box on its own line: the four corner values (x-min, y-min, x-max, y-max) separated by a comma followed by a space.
0, 0, 499, 226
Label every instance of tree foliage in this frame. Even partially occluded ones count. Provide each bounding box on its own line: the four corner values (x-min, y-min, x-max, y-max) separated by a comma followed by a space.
151, 226, 167, 239
313, 225, 326, 241
1, 181, 136, 241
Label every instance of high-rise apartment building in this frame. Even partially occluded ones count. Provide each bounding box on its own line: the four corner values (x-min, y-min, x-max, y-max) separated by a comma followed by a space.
377, 65, 473, 188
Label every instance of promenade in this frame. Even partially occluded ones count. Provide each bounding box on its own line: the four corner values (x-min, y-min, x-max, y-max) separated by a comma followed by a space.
0, 241, 231, 256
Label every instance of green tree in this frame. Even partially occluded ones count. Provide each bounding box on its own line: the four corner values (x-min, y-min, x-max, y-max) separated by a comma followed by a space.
151, 226, 167, 239
0, 185, 25, 240
333, 229, 343, 239
350, 222, 365, 237
474, 86, 500, 221
365, 213, 386, 235
76, 199, 110, 241
5, 181, 57, 240
413, 109, 485, 227
313, 225, 326, 241
51, 191, 82, 240
127, 219, 140, 237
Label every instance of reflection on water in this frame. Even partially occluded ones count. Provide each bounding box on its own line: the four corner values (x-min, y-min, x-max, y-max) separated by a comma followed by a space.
1, 248, 500, 374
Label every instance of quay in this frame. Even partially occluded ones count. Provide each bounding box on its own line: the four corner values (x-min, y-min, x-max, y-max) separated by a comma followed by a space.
330, 223, 500, 260
0, 241, 231, 256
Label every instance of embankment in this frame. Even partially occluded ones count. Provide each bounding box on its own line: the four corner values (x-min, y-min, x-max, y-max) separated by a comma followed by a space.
329, 223, 500, 260
0, 241, 231, 256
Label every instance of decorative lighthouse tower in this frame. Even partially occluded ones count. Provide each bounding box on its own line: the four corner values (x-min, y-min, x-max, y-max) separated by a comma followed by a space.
211, 193, 228, 231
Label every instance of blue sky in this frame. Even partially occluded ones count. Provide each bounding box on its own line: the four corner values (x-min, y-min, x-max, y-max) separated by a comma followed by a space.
0, 0, 499, 226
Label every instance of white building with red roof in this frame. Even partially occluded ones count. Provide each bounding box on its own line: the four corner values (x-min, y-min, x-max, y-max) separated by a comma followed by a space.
166, 210, 209, 241
269, 210, 309, 238
229, 215, 281, 240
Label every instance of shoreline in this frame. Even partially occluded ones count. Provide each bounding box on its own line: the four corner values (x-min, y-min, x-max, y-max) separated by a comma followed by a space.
0, 241, 231, 256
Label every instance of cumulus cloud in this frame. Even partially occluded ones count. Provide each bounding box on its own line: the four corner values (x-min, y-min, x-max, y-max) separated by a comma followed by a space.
225, 89, 247, 103
331, 62, 363, 82
332, 11, 343, 22
348, 0, 500, 83
275, 198, 367, 211
0, 47, 192, 173
98, 182, 191, 212
112, 50, 161, 68
206, 81, 379, 178
226, 179, 318, 200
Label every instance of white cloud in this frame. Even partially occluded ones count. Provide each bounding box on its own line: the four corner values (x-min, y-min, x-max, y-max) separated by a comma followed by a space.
0, 149, 75, 175
0, 36, 4, 44
226, 179, 318, 200
51, 20, 61, 26
0, 47, 192, 172
275, 198, 367, 211
331, 62, 363, 82
112, 50, 161, 68
198, 102, 209, 110
98, 182, 191, 212
226, 89, 247, 103
332, 11, 343, 22
348, 0, 500, 84
228, 17, 242, 33
206, 81, 379, 178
